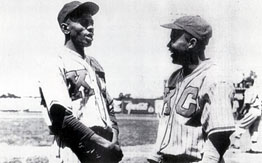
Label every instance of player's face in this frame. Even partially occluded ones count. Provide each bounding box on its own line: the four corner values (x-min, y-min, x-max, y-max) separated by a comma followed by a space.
167, 30, 191, 65
68, 14, 94, 48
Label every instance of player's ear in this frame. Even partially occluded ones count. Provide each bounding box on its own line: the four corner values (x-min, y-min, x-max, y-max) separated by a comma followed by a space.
188, 38, 197, 49
61, 23, 70, 34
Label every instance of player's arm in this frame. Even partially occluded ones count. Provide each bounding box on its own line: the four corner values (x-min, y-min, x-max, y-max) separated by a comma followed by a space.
50, 104, 120, 148
201, 79, 236, 162
51, 103, 120, 151
90, 133, 123, 161
238, 88, 254, 116
55, 107, 123, 161
238, 103, 250, 117
49, 103, 123, 160
90, 133, 120, 150
39, 59, 74, 132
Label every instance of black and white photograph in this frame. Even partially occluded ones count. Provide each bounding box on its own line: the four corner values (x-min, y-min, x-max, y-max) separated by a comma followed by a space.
1, 0, 262, 162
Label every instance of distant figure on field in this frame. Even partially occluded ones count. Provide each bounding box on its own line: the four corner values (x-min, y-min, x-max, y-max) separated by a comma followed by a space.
232, 77, 262, 153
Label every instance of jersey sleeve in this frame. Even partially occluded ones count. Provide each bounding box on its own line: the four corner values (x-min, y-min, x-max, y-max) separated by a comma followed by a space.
201, 80, 236, 136
39, 56, 72, 114
244, 87, 260, 108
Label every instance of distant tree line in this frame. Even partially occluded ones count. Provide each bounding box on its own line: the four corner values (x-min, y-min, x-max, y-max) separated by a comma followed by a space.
116, 93, 132, 100
0, 93, 20, 98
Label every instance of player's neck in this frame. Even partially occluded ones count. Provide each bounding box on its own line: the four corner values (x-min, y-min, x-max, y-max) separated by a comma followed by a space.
65, 40, 85, 58
182, 58, 203, 76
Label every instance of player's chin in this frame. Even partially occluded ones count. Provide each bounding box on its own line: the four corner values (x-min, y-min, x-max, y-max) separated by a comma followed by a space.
83, 41, 92, 47
171, 55, 180, 64
172, 59, 182, 65
172, 59, 177, 64
171, 53, 186, 65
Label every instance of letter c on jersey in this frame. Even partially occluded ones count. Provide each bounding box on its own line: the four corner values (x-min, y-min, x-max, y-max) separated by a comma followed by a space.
176, 87, 198, 117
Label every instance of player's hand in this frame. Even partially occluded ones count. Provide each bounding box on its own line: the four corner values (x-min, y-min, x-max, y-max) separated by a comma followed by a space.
109, 143, 123, 162
90, 133, 123, 161
147, 152, 163, 163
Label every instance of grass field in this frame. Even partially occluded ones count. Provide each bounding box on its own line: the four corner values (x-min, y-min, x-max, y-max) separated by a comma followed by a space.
0, 112, 158, 163
2, 112, 262, 163
0, 113, 158, 147
0, 118, 53, 146
118, 117, 158, 146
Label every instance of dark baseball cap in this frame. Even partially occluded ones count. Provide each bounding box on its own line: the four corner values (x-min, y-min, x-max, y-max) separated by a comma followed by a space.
57, 1, 99, 26
161, 15, 212, 45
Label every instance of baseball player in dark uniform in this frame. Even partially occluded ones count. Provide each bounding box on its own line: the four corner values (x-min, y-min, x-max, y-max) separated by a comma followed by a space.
148, 15, 235, 163
39, 1, 123, 162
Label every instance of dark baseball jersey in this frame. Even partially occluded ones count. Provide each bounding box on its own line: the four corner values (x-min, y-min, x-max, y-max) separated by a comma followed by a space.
157, 60, 235, 160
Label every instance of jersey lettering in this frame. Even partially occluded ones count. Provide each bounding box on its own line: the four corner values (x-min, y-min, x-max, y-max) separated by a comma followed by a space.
176, 86, 198, 117
66, 69, 94, 101
164, 89, 176, 115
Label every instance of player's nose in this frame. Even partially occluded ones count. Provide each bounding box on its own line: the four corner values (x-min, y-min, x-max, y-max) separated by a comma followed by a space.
84, 25, 94, 35
167, 41, 171, 48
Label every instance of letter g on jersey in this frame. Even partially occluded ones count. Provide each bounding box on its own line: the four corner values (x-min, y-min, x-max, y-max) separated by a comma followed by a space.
176, 86, 198, 117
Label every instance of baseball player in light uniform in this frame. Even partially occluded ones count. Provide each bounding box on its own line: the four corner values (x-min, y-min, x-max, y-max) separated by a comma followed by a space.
148, 16, 235, 163
39, 1, 123, 162
231, 78, 262, 153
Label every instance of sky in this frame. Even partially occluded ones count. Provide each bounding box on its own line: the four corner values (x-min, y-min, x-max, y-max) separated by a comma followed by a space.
1, 0, 262, 98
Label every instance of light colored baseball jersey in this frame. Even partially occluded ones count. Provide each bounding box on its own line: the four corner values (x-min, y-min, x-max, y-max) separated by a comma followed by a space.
244, 85, 261, 109
40, 47, 117, 130
157, 60, 235, 160
238, 84, 261, 129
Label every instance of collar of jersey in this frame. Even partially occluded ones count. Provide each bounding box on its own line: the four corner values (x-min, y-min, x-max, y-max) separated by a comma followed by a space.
191, 59, 214, 74
169, 59, 214, 88
65, 47, 87, 60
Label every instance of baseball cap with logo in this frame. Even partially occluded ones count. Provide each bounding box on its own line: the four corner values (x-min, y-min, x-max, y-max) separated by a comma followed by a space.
57, 1, 99, 26
161, 15, 212, 45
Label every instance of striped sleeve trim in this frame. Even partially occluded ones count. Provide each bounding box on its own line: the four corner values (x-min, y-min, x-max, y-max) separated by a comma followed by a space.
208, 126, 235, 136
